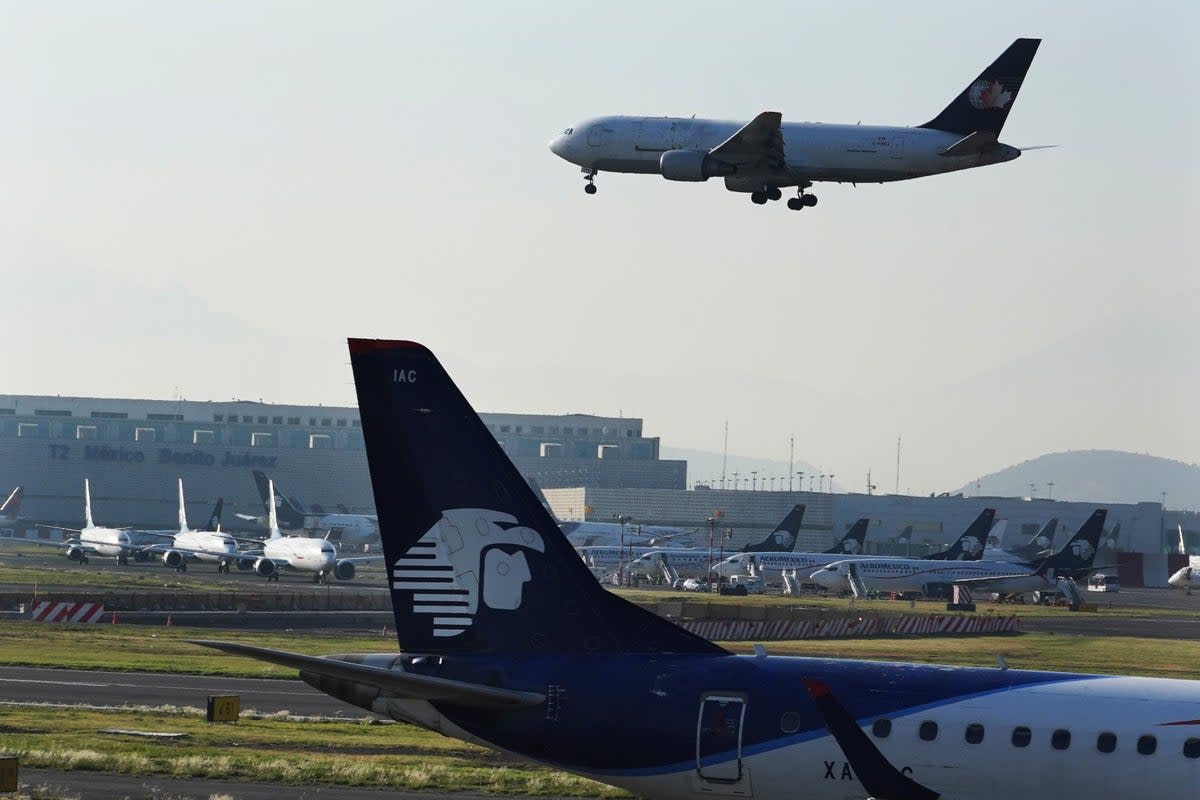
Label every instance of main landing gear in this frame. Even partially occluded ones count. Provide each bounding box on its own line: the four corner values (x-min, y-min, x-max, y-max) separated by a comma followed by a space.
750, 182, 818, 210
583, 168, 598, 195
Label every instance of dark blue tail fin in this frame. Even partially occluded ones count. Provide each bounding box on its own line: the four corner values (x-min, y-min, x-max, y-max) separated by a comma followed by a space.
1008, 517, 1057, 560
1037, 509, 1107, 578
349, 339, 724, 657
202, 498, 224, 532
919, 38, 1041, 135
742, 505, 805, 552
926, 508, 994, 561
825, 518, 870, 555
251, 470, 305, 528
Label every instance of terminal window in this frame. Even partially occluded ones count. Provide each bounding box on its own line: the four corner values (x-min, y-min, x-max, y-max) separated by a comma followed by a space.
75, 425, 97, 440
251, 432, 273, 447
337, 419, 347, 427
309, 434, 332, 449
135, 427, 157, 442
17, 423, 38, 437
213, 414, 224, 422
272, 416, 283, 425
257, 416, 268, 424
321, 418, 332, 427
287, 417, 301, 425
193, 430, 215, 445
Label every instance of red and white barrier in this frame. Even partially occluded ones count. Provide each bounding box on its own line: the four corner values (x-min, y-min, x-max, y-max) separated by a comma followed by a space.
680, 614, 1020, 642
30, 601, 106, 623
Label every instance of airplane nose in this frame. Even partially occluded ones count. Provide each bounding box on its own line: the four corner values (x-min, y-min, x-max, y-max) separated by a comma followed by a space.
549, 135, 567, 158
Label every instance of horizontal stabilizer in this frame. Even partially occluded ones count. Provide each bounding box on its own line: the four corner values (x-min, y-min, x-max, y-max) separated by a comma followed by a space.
190, 640, 545, 709
939, 130, 997, 156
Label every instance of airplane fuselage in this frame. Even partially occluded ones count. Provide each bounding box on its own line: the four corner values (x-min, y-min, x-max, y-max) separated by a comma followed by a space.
328, 652, 1200, 800
549, 116, 1020, 192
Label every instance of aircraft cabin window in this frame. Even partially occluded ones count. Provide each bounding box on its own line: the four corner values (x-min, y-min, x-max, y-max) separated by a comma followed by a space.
1051, 729, 1071, 750
1012, 727, 1032, 748
1096, 732, 1117, 753
965, 723, 985, 744
779, 712, 800, 734
1137, 735, 1157, 756
1183, 738, 1200, 759
918, 721, 938, 742
872, 719, 891, 739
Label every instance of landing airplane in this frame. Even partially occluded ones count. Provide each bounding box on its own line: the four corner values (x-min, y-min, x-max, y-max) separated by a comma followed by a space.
549, 38, 1045, 210
137, 480, 240, 573
195, 340, 1200, 800
811, 509, 1110, 597
235, 479, 381, 583
711, 517, 872, 580
235, 469, 379, 546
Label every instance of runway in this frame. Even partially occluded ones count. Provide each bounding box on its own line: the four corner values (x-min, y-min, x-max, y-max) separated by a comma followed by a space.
0, 665, 352, 716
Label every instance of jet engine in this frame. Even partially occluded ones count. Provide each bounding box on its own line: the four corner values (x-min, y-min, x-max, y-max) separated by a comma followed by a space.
333, 560, 357, 581
162, 550, 185, 569
659, 150, 734, 182
65, 545, 85, 562
253, 557, 277, 578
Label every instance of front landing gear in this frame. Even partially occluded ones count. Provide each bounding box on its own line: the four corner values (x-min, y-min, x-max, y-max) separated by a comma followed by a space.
583, 169, 597, 195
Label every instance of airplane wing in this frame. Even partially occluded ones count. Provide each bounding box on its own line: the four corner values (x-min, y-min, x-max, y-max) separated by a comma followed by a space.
4, 536, 77, 548
339, 555, 387, 567
709, 111, 787, 171
190, 640, 544, 709
951, 571, 1038, 590
234, 513, 262, 523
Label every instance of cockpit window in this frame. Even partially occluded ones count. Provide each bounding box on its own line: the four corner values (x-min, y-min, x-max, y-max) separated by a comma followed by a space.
563, 127, 574, 135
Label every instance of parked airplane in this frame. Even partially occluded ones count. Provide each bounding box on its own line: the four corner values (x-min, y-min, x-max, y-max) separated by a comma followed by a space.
1168, 525, 1200, 592
0, 487, 24, 527
549, 38, 1044, 209
741, 505, 806, 553
236, 479, 381, 583
137, 480, 239, 573
528, 478, 697, 548
711, 518, 872, 580
196, 340, 1200, 800
983, 517, 1057, 561
811, 509, 1109, 597
578, 505, 808, 578
30, 480, 139, 564
923, 508, 994, 561
235, 470, 379, 545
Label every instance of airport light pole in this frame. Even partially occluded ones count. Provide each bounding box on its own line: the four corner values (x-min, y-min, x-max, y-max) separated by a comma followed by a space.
1047, 481, 1054, 500
797, 471, 804, 492
751, 471, 758, 491
828, 474, 835, 493
732, 472, 740, 491
613, 514, 633, 587
707, 516, 718, 589
819, 474, 826, 492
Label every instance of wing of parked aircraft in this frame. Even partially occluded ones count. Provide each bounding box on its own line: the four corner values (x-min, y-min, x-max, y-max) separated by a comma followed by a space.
708, 111, 787, 171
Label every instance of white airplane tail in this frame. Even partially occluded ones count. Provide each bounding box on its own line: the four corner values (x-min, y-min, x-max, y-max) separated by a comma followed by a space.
177, 479, 190, 533
83, 479, 95, 529
267, 479, 283, 540
1179, 525, 1187, 556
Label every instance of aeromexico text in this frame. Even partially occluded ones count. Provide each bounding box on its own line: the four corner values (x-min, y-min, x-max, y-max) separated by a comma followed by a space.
48, 444, 277, 469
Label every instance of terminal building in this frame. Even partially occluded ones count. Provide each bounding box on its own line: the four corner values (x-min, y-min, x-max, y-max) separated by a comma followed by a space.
0, 394, 684, 528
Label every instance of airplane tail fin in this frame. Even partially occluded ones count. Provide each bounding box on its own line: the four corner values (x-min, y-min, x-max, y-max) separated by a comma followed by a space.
919, 38, 1041, 136
177, 479, 190, 533
204, 498, 225, 532
0, 486, 22, 517
266, 480, 283, 540
83, 479, 95, 529
252, 469, 305, 528
927, 508, 994, 561
1038, 509, 1107, 575
349, 338, 725, 657
743, 505, 805, 552
825, 518, 870, 555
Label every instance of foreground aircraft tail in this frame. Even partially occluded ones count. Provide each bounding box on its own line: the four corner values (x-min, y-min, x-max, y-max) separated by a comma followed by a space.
349, 339, 725, 657
0, 487, 23, 518
252, 469, 306, 528
824, 518, 870, 555
742, 505, 805, 552
1037, 509, 1107, 577
926, 508, 994, 561
919, 38, 1041, 136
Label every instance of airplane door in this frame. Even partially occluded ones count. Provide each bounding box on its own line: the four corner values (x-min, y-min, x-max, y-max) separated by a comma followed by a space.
889, 135, 906, 159
696, 695, 746, 783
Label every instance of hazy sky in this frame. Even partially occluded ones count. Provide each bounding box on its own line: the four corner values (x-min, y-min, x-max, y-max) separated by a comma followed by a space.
5, 1, 1197, 495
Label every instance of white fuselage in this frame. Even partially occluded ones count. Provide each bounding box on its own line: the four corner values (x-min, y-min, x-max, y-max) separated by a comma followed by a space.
302, 513, 378, 545
549, 116, 1020, 191
714, 551, 874, 579
811, 557, 1054, 594
174, 530, 239, 563
1169, 559, 1200, 590
265, 536, 337, 574
563, 521, 693, 549
77, 527, 133, 558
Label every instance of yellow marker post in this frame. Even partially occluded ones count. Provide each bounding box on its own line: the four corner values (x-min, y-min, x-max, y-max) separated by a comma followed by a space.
206, 695, 241, 723
0, 757, 18, 792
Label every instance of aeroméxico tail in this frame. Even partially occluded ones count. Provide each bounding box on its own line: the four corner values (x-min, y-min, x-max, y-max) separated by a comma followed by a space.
549, 38, 1046, 210
194, 340, 1200, 800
